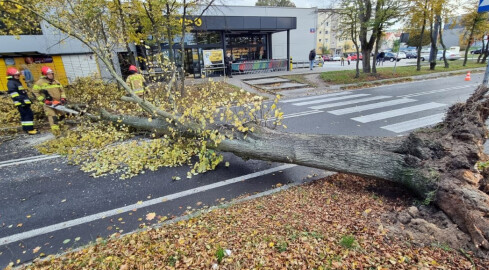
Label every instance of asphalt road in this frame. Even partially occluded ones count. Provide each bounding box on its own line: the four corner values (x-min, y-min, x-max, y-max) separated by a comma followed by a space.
0, 72, 484, 268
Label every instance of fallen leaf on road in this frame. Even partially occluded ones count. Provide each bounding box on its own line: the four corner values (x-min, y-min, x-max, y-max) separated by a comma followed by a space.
137, 201, 143, 205
17, 223, 22, 227
63, 239, 70, 244
26, 215, 31, 218
32, 246, 41, 254
146, 212, 156, 221
61, 199, 66, 203
75, 237, 81, 242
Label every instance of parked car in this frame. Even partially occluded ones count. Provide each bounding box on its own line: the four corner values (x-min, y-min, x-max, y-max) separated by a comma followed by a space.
323, 55, 332, 61
332, 55, 341, 61
384, 52, 401, 62
437, 50, 461, 61
396, 52, 407, 59
470, 48, 487, 54
402, 50, 418, 59
350, 53, 363, 61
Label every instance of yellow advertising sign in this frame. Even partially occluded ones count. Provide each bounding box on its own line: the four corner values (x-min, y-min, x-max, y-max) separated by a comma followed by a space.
203, 49, 224, 67
178, 18, 202, 27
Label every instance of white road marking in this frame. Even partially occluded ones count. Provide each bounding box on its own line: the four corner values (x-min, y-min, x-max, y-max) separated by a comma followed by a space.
309, 95, 391, 110
293, 94, 370, 106
281, 91, 351, 103
0, 155, 61, 168
266, 110, 323, 122
398, 84, 475, 98
0, 164, 296, 246
352, 102, 446, 123
328, 98, 417, 115
381, 113, 445, 133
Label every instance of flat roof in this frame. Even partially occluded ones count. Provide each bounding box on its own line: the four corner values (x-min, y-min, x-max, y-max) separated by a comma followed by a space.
190, 16, 296, 32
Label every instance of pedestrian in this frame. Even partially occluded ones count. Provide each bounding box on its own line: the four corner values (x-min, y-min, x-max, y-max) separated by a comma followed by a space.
126, 65, 146, 97
21, 64, 34, 88
7, 67, 38, 135
224, 52, 233, 78
379, 51, 385, 65
340, 56, 345, 66
347, 54, 351, 65
33, 66, 67, 136
309, 49, 316, 70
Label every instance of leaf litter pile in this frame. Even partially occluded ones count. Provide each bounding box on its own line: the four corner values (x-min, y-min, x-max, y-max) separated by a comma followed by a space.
15, 174, 489, 269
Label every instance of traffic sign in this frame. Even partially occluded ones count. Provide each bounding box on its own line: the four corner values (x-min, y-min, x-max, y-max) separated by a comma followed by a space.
479, 0, 489, 13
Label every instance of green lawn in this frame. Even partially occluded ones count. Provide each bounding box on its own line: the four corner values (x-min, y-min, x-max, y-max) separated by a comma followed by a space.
320, 60, 486, 85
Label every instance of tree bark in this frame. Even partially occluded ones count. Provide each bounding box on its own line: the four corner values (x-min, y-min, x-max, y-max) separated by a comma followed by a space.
429, 14, 440, 70
464, 22, 477, 67
416, 0, 428, 71
438, 15, 449, 68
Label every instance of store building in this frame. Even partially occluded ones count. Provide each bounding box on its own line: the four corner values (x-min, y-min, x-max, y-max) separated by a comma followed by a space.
1, 5, 317, 89
159, 5, 318, 77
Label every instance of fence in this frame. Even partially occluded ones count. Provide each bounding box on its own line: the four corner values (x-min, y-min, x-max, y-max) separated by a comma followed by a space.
231, 59, 288, 75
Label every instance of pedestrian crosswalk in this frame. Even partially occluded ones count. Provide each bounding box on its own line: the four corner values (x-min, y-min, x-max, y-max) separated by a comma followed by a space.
282, 90, 455, 134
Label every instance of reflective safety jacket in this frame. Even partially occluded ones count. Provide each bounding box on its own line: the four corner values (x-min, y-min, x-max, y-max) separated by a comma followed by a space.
33, 77, 66, 103
7, 77, 32, 107
125, 73, 145, 95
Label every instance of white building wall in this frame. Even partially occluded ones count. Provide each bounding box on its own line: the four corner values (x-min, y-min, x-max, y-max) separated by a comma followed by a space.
202, 6, 318, 62
62, 54, 99, 83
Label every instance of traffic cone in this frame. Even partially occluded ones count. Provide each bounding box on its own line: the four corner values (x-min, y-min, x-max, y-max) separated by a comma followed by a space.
465, 71, 471, 81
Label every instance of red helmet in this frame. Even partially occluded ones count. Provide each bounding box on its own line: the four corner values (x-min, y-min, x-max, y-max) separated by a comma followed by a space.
6, 67, 20, 76
41, 66, 54, 76
128, 65, 138, 72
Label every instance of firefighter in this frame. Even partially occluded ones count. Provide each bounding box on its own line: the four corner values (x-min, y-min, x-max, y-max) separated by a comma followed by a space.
7, 67, 38, 135
33, 66, 67, 135
125, 65, 146, 97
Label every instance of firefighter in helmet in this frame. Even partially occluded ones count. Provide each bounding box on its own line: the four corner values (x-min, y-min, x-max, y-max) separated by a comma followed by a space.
32, 66, 67, 135
7, 67, 38, 135
125, 65, 146, 97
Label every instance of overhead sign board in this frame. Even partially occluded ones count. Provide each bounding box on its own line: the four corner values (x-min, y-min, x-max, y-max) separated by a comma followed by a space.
479, 0, 489, 13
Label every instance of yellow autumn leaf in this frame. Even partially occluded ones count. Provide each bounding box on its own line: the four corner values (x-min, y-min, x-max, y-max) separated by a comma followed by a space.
32, 246, 41, 254
146, 212, 156, 221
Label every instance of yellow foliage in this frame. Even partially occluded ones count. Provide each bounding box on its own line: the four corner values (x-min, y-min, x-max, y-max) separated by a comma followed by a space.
37, 78, 284, 179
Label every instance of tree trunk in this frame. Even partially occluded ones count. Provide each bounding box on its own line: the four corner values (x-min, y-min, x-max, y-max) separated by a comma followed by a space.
101, 83, 489, 251
438, 15, 449, 68
482, 38, 489, 64
114, 0, 135, 66
429, 16, 440, 70
165, 3, 175, 63
417, 0, 428, 71
372, 32, 382, 74
179, 0, 187, 96
464, 23, 476, 67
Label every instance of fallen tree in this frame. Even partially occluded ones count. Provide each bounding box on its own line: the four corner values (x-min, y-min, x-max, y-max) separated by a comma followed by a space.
3, 0, 489, 253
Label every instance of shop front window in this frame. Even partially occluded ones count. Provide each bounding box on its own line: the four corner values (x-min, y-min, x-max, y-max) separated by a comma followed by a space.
227, 34, 268, 61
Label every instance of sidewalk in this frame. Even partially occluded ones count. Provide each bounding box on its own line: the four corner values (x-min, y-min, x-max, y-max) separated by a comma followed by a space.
187, 61, 486, 100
